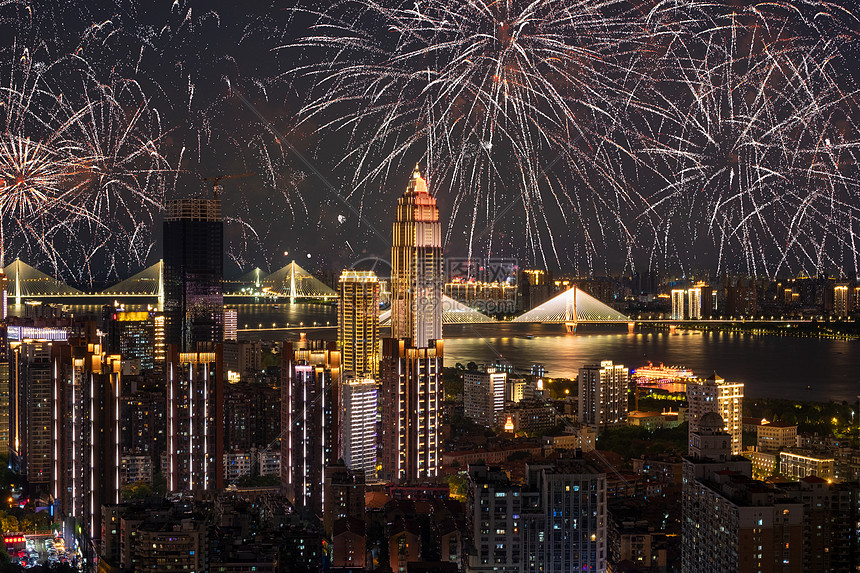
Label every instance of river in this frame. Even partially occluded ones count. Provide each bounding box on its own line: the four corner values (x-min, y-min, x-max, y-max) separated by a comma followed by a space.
18, 302, 859, 402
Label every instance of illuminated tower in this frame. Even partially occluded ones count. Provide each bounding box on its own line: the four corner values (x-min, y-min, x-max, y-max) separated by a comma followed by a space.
338, 271, 380, 379
390, 165, 443, 347
379, 338, 443, 482
166, 345, 225, 492
163, 198, 224, 352
281, 340, 341, 517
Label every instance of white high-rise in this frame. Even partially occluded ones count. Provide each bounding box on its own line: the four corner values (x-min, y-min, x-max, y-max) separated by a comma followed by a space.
578, 361, 628, 431
341, 378, 378, 480
687, 373, 744, 455
463, 368, 508, 427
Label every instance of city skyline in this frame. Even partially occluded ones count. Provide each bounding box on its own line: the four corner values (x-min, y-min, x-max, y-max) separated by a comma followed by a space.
1, 3, 860, 572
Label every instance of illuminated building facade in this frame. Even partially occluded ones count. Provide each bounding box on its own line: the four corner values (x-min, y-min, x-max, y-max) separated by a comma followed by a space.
166, 345, 224, 492
687, 373, 744, 455
9, 339, 59, 485
0, 268, 7, 319
379, 337, 442, 482
390, 166, 443, 347
223, 307, 237, 341
53, 344, 122, 558
463, 368, 508, 427
779, 450, 835, 481
163, 198, 224, 352
341, 377, 378, 480
834, 282, 853, 317
281, 340, 341, 517
578, 361, 629, 431
338, 270, 379, 379
671, 284, 712, 320
104, 308, 165, 372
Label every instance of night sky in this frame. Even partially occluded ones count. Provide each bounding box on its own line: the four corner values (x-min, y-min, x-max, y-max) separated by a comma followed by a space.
1, 0, 859, 285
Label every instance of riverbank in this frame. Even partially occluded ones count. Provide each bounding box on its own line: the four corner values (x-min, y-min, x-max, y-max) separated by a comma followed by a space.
636, 320, 860, 340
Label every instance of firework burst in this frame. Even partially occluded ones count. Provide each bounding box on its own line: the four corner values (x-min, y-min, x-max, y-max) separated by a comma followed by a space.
283, 0, 651, 271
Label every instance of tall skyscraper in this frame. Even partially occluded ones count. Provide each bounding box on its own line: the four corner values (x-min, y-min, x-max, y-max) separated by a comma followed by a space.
390, 165, 443, 347
163, 198, 224, 352
338, 270, 379, 379
341, 377, 378, 480
687, 373, 744, 455
281, 340, 341, 517
166, 345, 224, 492
379, 337, 443, 482
578, 361, 629, 431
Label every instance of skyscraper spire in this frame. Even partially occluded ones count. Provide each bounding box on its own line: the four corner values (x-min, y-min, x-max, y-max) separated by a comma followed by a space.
391, 165, 442, 346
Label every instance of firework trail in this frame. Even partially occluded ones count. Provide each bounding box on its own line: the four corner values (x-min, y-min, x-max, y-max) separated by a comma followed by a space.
631, 0, 860, 277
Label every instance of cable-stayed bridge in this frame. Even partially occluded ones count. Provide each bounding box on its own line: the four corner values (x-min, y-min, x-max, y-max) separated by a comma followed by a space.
2, 259, 336, 303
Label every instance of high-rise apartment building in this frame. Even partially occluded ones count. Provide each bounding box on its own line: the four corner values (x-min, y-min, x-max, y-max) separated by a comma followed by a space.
687, 373, 744, 455
578, 361, 628, 431
281, 340, 341, 517
223, 307, 238, 342
524, 458, 607, 573
166, 345, 224, 492
834, 282, 853, 317
323, 462, 366, 538
0, 267, 7, 320
671, 284, 711, 319
341, 377, 378, 480
463, 368, 508, 427
683, 413, 803, 572
163, 198, 224, 352
466, 465, 523, 573
338, 270, 379, 379
53, 343, 122, 558
390, 166, 443, 347
467, 458, 607, 573
379, 337, 442, 482
9, 339, 59, 485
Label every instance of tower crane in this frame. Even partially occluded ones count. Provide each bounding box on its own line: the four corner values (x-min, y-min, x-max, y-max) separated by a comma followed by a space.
200, 172, 256, 198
